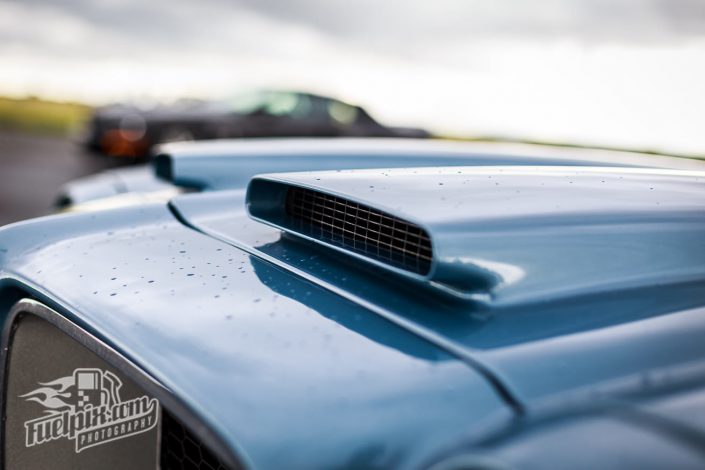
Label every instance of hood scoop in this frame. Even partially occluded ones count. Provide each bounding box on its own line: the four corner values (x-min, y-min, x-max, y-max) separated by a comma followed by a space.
246, 172, 503, 296
246, 166, 705, 302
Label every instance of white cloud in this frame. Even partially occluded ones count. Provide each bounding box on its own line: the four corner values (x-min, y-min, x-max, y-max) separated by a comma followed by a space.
1, 0, 705, 154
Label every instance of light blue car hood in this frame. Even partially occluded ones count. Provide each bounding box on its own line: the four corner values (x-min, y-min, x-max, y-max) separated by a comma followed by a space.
170, 165, 705, 406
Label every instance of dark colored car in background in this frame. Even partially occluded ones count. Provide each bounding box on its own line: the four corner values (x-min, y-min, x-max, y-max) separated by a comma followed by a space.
82, 90, 430, 158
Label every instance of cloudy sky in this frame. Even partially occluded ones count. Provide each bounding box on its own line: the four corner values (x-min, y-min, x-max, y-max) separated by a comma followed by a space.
2, 0, 705, 154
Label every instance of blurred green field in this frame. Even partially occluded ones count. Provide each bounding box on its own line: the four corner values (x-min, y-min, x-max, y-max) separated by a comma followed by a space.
0, 96, 92, 136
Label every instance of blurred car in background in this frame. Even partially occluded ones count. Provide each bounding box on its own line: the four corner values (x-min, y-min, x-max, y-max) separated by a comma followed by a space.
81, 90, 430, 159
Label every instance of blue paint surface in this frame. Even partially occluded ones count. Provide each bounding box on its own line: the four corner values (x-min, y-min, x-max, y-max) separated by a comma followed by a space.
2, 151, 705, 468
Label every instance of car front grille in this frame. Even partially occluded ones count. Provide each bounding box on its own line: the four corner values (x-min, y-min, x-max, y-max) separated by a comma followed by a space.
161, 410, 231, 470
285, 186, 433, 275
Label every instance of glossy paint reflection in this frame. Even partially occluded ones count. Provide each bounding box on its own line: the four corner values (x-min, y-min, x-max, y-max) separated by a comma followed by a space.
0, 205, 510, 470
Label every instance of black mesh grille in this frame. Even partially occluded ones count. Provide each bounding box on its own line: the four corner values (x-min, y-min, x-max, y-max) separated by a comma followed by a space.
285, 186, 433, 275
161, 411, 232, 470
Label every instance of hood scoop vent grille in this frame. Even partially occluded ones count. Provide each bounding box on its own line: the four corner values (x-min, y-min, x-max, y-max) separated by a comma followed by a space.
283, 186, 433, 275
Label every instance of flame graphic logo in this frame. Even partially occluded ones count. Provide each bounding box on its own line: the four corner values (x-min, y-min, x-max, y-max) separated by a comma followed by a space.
21, 369, 124, 417
20, 376, 76, 414
20, 368, 158, 453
